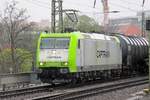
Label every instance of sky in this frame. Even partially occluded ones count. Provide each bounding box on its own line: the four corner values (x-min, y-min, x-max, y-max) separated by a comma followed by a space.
0, 0, 150, 23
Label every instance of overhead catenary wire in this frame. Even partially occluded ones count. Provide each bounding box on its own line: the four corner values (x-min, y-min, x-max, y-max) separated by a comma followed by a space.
32, 0, 50, 5
64, 0, 97, 10
109, 2, 138, 12
25, 0, 139, 13
25, 0, 50, 9
64, 0, 139, 13
24, 0, 143, 23
119, 0, 141, 7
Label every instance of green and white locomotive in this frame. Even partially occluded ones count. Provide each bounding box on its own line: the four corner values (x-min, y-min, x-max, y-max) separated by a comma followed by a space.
36, 32, 148, 83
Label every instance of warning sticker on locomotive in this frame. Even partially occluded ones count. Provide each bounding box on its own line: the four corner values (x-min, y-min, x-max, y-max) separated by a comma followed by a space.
96, 50, 110, 58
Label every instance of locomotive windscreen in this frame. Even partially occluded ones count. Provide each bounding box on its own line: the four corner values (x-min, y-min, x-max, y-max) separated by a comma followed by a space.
40, 38, 70, 49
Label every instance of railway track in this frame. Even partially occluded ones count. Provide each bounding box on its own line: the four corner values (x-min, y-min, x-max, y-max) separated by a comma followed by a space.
29, 76, 148, 100
0, 84, 52, 99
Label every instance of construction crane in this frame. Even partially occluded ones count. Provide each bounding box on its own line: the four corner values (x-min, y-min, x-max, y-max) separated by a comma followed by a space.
94, 0, 109, 32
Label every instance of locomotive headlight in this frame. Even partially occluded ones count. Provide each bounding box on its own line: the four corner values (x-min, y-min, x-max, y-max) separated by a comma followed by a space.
39, 62, 44, 66
61, 62, 68, 66
64, 62, 68, 66
52, 50, 56, 54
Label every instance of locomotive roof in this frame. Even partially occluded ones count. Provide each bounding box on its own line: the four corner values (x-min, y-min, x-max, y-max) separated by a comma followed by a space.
40, 32, 113, 40
81, 33, 111, 40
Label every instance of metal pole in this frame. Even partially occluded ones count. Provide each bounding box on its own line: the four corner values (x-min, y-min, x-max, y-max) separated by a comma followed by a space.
144, 20, 150, 93
51, 0, 78, 33
58, 0, 63, 33
51, 0, 56, 33
141, 11, 145, 37
148, 30, 150, 91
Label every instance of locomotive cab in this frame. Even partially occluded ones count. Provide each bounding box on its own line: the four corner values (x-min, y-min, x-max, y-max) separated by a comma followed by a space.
39, 37, 70, 72
36, 33, 80, 82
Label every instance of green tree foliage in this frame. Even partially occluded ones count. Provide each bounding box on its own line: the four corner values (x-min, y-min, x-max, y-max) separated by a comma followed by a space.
64, 15, 102, 32
0, 48, 32, 73
16, 32, 40, 69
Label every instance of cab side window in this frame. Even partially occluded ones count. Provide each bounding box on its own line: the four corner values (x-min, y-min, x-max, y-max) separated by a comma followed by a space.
78, 39, 80, 49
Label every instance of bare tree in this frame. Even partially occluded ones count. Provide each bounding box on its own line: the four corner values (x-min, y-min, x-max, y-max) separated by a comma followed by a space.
0, 1, 31, 73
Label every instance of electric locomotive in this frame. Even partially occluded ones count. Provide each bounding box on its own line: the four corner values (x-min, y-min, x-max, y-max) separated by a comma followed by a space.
36, 32, 148, 83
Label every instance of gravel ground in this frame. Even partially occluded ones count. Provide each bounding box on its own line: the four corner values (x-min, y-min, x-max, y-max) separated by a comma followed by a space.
82, 84, 149, 100
141, 95, 150, 100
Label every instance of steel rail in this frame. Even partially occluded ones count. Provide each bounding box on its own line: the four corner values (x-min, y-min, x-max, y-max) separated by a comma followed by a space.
0, 84, 52, 99
29, 76, 148, 100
